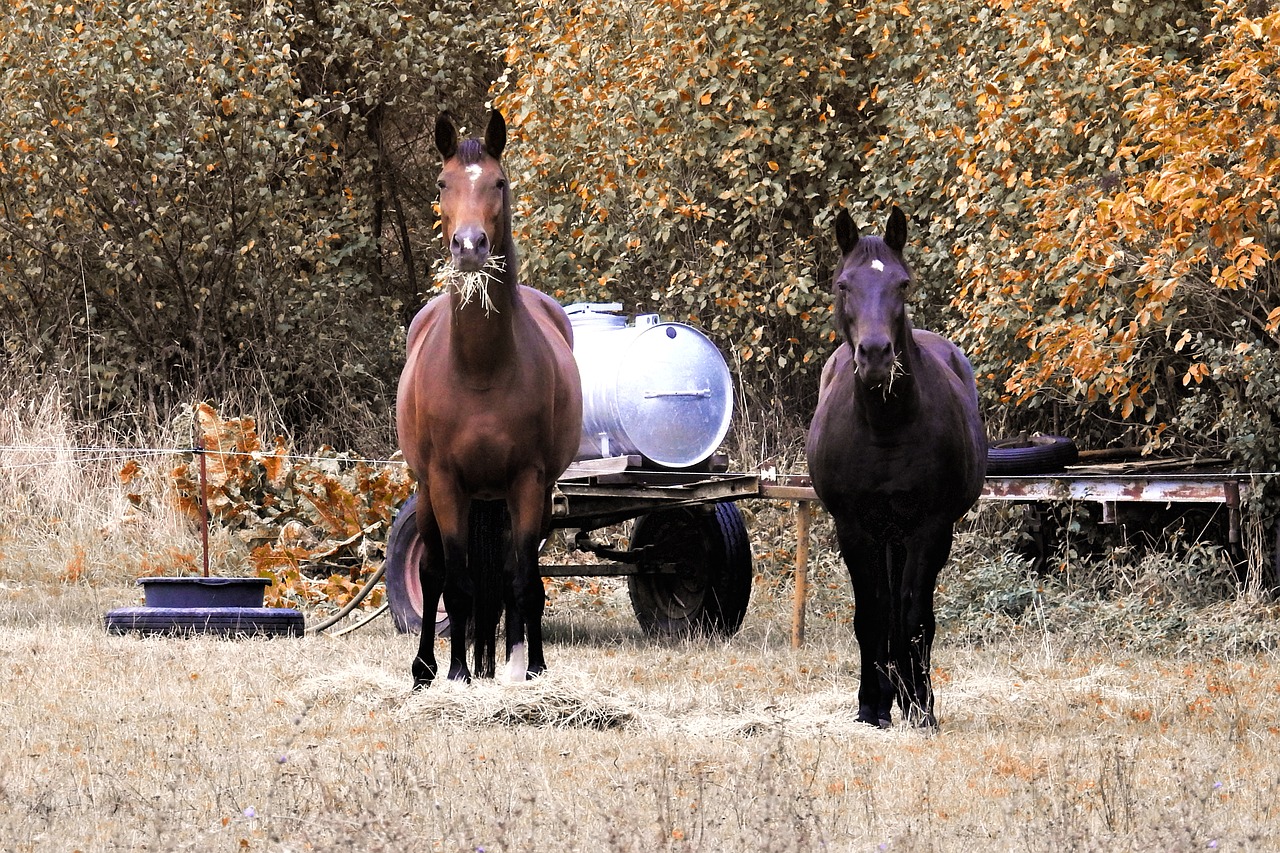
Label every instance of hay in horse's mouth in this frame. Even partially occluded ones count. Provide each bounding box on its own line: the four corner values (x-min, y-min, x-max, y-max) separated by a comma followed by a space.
434, 255, 506, 315
853, 353, 907, 399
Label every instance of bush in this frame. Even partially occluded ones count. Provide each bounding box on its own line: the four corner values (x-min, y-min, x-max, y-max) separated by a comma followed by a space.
0, 0, 506, 448
495, 0, 873, 421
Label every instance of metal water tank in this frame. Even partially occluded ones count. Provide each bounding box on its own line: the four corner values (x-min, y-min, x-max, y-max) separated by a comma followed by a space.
566, 303, 733, 469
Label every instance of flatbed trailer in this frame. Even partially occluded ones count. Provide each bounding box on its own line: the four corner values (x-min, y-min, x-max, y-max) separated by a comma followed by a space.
383, 456, 1253, 643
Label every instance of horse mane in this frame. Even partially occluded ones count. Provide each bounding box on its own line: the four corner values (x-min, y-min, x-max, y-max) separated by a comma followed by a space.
847, 236, 913, 281
457, 138, 486, 165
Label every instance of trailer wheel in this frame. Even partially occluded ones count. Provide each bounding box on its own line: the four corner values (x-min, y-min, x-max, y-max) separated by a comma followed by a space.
627, 503, 752, 637
384, 495, 507, 637
385, 494, 446, 636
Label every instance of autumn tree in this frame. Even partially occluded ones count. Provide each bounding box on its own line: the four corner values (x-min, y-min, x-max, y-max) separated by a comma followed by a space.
3, 0, 1277, 484
495, 0, 873, 428
0, 0, 503, 444
865, 0, 1280, 470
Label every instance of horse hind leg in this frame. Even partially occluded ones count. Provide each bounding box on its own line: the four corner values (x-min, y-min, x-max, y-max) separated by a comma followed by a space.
432, 493, 474, 684
472, 584, 500, 680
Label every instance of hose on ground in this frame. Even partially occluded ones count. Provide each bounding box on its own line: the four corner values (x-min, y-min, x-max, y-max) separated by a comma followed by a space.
306, 562, 387, 635
326, 602, 390, 637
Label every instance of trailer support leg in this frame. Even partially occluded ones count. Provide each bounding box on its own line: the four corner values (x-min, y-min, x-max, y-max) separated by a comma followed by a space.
792, 500, 811, 649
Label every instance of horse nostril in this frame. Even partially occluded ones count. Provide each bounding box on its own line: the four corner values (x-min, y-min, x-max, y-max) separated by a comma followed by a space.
451, 230, 489, 256
857, 341, 893, 362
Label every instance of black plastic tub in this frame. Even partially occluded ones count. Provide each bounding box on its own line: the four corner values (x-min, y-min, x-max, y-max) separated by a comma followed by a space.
138, 576, 271, 608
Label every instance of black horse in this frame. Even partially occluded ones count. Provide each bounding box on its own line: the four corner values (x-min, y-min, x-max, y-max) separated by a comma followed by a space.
806, 206, 986, 729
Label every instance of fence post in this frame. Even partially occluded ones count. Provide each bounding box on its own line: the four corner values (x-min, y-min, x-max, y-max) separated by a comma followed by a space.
792, 500, 811, 649
194, 420, 210, 578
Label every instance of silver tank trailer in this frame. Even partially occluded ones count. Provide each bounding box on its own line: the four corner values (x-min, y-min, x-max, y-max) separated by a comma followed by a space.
566, 303, 733, 469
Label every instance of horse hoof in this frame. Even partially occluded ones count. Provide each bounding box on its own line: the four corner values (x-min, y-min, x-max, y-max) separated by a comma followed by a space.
447, 665, 472, 683
411, 659, 435, 689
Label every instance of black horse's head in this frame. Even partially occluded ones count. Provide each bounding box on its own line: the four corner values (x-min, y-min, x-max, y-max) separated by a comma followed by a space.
832, 206, 912, 390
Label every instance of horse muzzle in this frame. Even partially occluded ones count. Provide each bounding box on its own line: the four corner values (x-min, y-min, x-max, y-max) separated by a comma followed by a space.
450, 228, 490, 272
854, 340, 897, 388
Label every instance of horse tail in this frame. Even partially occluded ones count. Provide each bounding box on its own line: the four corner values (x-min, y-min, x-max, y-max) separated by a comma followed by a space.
468, 499, 509, 678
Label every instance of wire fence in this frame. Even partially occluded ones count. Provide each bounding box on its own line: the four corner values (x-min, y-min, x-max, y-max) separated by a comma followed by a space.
0, 444, 406, 472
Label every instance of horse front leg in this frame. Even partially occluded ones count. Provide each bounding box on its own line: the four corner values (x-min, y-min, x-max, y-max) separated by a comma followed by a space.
896, 525, 952, 729
840, 529, 892, 728
428, 482, 473, 684
505, 475, 550, 681
523, 560, 547, 677
411, 493, 447, 689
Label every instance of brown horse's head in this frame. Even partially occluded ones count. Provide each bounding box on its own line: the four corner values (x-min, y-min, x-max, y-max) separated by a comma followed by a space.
832, 206, 912, 389
435, 110, 509, 273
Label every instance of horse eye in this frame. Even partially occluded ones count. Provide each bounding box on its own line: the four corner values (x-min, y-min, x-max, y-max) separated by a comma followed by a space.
437, 180, 446, 191
495, 178, 507, 190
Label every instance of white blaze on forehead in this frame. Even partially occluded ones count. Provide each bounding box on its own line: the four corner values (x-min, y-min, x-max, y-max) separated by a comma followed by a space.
465, 163, 484, 185
871, 259, 885, 272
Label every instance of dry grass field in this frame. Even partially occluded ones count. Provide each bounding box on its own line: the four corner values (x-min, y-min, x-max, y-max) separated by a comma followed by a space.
2, 585, 1280, 852
3, 390, 1280, 851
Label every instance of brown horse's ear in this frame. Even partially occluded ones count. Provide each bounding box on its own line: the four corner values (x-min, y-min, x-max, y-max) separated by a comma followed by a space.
435, 113, 458, 160
485, 110, 507, 159
835, 209, 859, 254
885, 206, 907, 254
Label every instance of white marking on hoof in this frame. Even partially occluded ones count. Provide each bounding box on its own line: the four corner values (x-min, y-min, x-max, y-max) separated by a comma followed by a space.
505, 642, 528, 683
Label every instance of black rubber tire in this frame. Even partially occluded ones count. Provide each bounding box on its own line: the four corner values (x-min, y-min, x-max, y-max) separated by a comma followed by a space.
384, 495, 509, 637
627, 502, 753, 638
104, 607, 304, 637
385, 493, 429, 635
987, 434, 1079, 475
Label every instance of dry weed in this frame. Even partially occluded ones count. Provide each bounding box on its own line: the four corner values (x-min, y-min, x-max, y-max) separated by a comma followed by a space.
4, 386, 1280, 850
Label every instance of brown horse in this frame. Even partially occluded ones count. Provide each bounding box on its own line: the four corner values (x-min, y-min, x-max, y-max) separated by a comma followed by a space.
806, 206, 986, 728
396, 110, 583, 688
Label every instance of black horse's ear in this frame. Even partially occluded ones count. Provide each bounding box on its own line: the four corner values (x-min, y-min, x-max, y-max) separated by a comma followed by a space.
835, 209, 859, 254
485, 109, 507, 159
435, 113, 458, 160
885, 206, 907, 254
